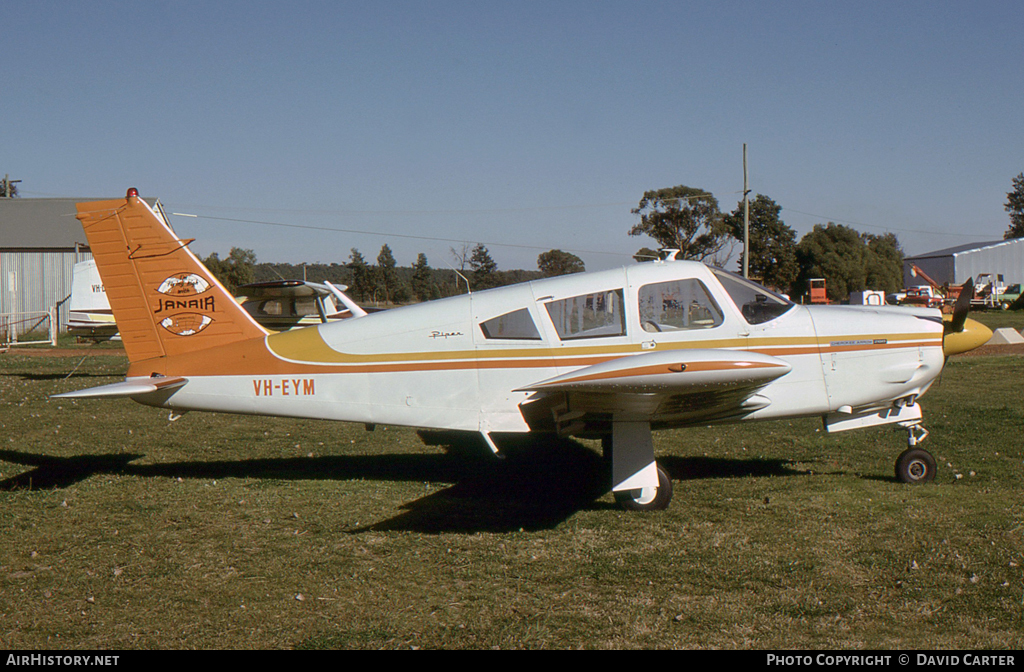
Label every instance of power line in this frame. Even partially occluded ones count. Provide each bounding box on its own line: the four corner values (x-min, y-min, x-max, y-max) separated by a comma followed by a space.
23, 187, 1004, 242
782, 207, 1000, 239
169, 211, 634, 258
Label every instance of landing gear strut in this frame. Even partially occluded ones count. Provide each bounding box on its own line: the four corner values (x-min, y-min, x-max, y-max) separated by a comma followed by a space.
603, 421, 674, 511
894, 423, 936, 484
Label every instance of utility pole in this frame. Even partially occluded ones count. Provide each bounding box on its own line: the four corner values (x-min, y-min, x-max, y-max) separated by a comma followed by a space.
742, 145, 750, 279
3, 174, 22, 198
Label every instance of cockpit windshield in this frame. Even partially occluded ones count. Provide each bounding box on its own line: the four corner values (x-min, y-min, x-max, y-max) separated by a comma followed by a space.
710, 268, 794, 325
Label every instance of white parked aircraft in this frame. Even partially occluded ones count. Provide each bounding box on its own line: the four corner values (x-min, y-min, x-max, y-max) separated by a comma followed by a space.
56, 190, 992, 510
236, 279, 367, 330
66, 260, 119, 339
68, 264, 363, 337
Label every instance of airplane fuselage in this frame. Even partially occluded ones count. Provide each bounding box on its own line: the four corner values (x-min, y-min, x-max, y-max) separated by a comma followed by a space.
128, 260, 945, 436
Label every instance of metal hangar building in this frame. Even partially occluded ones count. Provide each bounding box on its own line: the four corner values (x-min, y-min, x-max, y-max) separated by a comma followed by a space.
903, 238, 1024, 288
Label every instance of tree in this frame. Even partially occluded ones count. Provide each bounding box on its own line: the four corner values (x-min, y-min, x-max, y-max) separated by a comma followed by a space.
863, 232, 904, 293
1004, 172, 1024, 239
376, 244, 408, 304
629, 185, 730, 264
202, 247, 256, 293
722, 194, 798, 292
469, 243, 498, 290
411, 253, 434, 302
347, 248, 374, 302
794, 224, 865, 301
793, 223, 904, 301
537, 249, 585, 277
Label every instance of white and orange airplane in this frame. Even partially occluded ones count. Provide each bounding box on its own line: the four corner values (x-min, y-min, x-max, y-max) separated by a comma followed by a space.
56, 189, 993, 510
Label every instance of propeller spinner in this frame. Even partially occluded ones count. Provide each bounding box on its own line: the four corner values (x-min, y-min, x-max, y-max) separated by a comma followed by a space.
942, 278, 992, 357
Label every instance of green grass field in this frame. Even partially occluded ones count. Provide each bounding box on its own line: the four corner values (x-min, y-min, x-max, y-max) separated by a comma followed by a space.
1, 345, 1023, 649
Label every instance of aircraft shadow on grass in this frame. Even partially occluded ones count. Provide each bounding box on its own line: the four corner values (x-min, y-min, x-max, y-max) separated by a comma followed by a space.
17, 373, 125, 382
0, 436, 809, 533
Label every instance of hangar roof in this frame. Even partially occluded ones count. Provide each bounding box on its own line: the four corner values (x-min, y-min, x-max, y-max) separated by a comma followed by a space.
0, 197, 158, 250
907, 238, 1023, 260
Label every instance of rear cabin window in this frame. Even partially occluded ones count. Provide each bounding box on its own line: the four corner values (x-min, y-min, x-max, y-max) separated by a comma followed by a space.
480, 308, 542, 340
257, 299, 284, 316
545, 289, 626, 340
638, 279, 723, 332
294, 298, 319, 317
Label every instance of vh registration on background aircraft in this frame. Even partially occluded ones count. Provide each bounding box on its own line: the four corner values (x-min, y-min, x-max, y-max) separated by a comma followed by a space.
56, 190, 992, 511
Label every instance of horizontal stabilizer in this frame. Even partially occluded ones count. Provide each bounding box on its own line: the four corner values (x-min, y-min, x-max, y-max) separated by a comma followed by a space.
516, 349, 791, 394
53, 376, 188, 400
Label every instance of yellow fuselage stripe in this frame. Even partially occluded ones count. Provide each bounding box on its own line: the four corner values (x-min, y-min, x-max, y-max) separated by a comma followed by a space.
261, 327, 941, 374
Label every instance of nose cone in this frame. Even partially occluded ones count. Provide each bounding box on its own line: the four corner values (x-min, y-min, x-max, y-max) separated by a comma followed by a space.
943, 317, 992, 357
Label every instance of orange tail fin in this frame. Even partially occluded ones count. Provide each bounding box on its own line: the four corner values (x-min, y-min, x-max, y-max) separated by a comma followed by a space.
76, 189, 267, 364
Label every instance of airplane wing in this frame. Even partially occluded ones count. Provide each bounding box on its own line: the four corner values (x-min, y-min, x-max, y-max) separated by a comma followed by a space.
517, 349, 790, 394
517, 349, 792, 432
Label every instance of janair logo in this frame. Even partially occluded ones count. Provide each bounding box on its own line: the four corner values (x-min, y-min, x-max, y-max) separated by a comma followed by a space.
157, 273, 210, 296
154, 273, 215, 336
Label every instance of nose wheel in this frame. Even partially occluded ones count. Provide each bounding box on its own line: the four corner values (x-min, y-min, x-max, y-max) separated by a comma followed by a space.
894, 424, 936, 484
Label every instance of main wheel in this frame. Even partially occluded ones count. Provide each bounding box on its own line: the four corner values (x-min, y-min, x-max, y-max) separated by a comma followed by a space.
614, 464, 673, 511
895, 448, 937, 484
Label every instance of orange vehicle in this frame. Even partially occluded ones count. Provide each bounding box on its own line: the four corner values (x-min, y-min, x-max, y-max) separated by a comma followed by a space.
900, 286, 944, 309
808, 278, 828, 304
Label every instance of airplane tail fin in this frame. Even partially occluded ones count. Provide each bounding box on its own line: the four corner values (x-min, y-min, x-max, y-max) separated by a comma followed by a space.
75, 189, 267, 364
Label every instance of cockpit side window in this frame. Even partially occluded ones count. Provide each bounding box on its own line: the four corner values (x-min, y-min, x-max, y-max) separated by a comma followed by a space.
711, 268, 794, 325
638, 279, 723, 332
480, 308, 543, 340
545, 289, 626, 340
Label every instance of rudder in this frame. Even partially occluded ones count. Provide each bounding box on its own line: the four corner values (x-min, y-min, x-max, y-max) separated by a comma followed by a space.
76, 189, 267, 364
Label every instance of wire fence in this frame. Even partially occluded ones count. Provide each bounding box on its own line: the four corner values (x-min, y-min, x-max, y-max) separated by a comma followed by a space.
0, 308, 57, 349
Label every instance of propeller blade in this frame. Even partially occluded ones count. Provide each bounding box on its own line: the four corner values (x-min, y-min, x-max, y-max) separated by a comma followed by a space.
944, 277, 974, 336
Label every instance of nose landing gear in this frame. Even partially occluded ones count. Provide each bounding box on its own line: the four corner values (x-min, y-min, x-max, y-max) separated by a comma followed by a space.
895, 423, 936, 484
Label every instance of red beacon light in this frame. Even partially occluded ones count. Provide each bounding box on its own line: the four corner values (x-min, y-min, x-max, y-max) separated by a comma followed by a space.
126, 187, 139, 198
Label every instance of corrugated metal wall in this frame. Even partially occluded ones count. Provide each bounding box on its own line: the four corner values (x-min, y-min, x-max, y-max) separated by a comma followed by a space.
0, 250, 94, 333
955, 243, 1024, 285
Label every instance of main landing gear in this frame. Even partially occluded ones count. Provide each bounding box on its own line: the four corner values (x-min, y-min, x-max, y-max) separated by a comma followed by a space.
602, 422, 673, 512
894, 423, 936, 484
614, 464, 673, 511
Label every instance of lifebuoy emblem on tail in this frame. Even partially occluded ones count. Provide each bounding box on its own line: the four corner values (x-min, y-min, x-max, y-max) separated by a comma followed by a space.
157, 273, 211, 296
159, 313, 213, 336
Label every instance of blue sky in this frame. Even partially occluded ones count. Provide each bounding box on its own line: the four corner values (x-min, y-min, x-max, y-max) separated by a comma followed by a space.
4, 1, 1022, 272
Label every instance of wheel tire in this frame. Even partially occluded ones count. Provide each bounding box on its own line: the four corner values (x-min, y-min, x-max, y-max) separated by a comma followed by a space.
895, 448, 937, 484
614, 465, 673, 511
